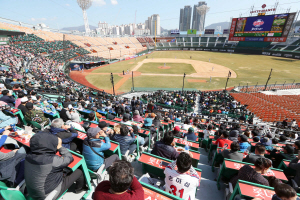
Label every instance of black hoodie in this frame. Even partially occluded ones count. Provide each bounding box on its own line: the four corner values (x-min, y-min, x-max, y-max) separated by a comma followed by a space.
25, 132, 73, 200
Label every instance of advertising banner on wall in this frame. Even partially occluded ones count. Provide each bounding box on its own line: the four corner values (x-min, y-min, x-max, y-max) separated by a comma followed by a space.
204, 29, 215, 34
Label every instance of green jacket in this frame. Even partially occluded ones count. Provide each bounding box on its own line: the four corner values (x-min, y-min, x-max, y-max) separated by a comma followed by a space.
25, 109, 49, 125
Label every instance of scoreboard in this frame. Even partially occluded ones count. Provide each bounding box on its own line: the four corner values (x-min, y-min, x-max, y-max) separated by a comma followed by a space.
228, 13, 296, 42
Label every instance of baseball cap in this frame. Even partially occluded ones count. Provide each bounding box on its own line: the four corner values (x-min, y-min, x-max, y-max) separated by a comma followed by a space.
87, 127, 101, 138
174, 126, 180, 132
98, 121, 108, 129
283, 145, 294, 154
188, 127, 194, 133
68, 104, 73, 109
21, 97, 28, 102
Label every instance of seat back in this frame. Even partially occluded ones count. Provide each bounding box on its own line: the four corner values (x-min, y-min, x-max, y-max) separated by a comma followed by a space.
0, 190, 26, 200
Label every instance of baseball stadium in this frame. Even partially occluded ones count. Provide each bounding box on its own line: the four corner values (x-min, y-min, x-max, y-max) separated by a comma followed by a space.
0, 0, 300, 200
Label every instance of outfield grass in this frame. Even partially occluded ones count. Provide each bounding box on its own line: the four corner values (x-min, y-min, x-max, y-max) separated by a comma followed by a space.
85, 74, 122, 90
86, 51, 300, 92
137, 63, 196, 74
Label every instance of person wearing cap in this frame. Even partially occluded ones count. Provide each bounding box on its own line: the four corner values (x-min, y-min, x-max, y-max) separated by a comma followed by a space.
132, 110, 143, 123
82, 127, 120, 172
113, 102, 125, 117
271, 144, 296, 168
25, 132, 86, 199
143, 114, 153, 129
238, 135, 251, 153
259, 137, 273, 151
0, 90, 15, 107
98, 121, 114, 138
24, 102, 49, 126
173, 126, 181, 137
184, 127, 197, 142
18, 96, 29, 116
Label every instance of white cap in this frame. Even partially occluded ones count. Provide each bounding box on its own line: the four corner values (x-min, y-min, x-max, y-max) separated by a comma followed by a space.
68, 104, 73, 109
21, 97, 28, 102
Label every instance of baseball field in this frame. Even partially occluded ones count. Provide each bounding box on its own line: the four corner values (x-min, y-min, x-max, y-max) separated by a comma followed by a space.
70, 51, 300, 94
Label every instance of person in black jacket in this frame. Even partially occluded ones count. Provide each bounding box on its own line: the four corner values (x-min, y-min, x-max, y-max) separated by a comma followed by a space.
151, 131, 179, 160
25, 132, 85, 200
114, 102, 125, 117
0, 90, 15, 107
59, 103, 72, 122
243, 143, 266, 164
270, 144, 296, 168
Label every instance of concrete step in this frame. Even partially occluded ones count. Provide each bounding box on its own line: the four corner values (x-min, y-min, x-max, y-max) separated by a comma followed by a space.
196, 178, 225, 200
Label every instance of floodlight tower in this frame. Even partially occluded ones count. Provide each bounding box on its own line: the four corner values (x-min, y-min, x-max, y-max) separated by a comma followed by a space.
196, 5, 210, 32
77, 0, 92, 34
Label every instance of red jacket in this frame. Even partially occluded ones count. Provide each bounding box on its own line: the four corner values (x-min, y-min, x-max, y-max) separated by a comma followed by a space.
93, 177, 144, 200
216, 138, 233, 148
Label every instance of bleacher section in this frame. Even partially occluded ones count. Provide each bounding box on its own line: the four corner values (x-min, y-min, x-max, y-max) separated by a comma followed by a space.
0, 22, 147, 59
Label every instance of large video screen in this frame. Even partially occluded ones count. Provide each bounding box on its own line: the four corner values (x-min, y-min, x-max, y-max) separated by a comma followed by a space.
229, 13, 296, 42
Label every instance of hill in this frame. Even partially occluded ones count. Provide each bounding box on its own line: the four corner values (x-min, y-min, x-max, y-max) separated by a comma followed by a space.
205, 22, 231, 31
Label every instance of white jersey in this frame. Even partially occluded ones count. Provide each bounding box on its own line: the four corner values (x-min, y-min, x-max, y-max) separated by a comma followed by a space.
164, 161, 200, 200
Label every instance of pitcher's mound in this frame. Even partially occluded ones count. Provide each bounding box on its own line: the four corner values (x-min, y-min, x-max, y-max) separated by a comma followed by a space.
158, 66, 171, 69
129, 62, 134, 64
188, 79, 207, 83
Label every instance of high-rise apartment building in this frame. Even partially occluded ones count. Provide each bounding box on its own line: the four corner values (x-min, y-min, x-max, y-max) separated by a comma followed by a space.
192, 1, 207, 31
150, 14, 160, 35
179, 6, 192, 31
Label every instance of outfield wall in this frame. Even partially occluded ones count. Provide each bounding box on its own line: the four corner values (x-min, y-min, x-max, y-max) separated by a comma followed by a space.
155, 46, 300, 59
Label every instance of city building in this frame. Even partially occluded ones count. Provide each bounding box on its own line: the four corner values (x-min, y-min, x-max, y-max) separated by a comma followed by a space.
179, 6, 192, 31
192, 1, 207, 32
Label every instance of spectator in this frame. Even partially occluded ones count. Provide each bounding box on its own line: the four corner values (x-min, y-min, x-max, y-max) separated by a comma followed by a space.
182, 118, 192, 130
230, 157, 272, 188
238, 135, 251, 152
279, 135, 288, 144
25, 132, 85, 199
123, 109, 132, 121
152, 115, 162, 130
143, 114, 152, 129
0, 90, 15, 107
114, 102, 125, 117
122, 115, 132, 126
271, 144, 295, 168
151, 131, 179, 160
289, 150, 300, 187
92, 107, 102, 120
173, 126, 181, 138
216, 130, 232, 148
15, 92, 24, 108
93, 160, 144, 200
132, 110, 143, 123
294, 140, 300, 154
60, 103, 72, 122
272, 183, 298, 200
222, 142, 243, 161
184, 127, 197, 141
243, 144, 266, 164
203, 125, 214, 139
87, 112, 96, 122
164, 152, 200, 200
18, 97, 29, 116
25, 102, 49, 126
259, 137, 273, 151
82, 127, 119, 172
45, 118, 79, 151
113, 124, 136, 155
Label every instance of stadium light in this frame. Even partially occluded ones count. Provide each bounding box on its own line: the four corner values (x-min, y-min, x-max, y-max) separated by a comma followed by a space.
110, 72, 115, 96
77, 0, 92, 34
182, 73, 186, 93
264, 68, 273, 91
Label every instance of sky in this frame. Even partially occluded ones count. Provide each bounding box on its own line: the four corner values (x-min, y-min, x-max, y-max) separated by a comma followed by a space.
1, 0, 300, 30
